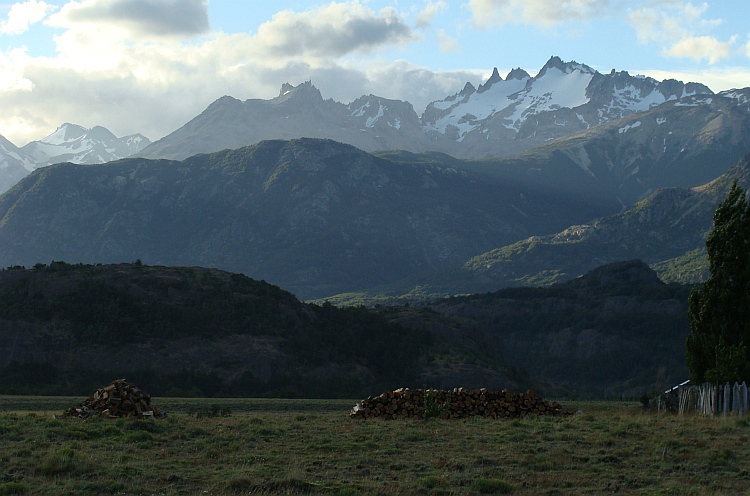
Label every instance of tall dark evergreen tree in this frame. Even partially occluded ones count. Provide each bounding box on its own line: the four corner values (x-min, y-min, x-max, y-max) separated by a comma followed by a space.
686, 180, 750, 384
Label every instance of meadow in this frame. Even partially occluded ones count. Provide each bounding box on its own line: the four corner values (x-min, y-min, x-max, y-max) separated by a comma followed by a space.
1, 396, 749, 495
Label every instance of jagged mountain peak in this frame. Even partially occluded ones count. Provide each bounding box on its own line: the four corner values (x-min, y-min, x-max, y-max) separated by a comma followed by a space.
275, 80, 322, 103
537, 56, 595, 77
459, 82, 476, 97
477, 67, 503, 94
506, 68, 529, 80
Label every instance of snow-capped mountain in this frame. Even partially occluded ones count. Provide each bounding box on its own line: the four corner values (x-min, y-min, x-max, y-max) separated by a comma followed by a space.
421, 56, 713, 158
138, 56, 719, 163
20, 123, 150, 169
0, 124, 151, 195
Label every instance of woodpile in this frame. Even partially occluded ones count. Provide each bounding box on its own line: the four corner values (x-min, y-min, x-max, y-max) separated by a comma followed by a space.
62, 379, 165, 419
350, 387, 574, 420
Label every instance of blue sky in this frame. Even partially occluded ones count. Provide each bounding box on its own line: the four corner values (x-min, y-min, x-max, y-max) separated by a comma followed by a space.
0, 0, 748, 145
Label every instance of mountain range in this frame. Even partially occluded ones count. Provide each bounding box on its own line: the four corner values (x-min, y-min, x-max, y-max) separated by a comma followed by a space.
1, 56, 749, 301
0, 139, 621, 299
137, 56, 721, 165
0, 124, 150, 194
1, 55, 748, 398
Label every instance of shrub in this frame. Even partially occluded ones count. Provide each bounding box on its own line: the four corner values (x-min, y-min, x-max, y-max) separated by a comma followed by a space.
0, 482, 26, 495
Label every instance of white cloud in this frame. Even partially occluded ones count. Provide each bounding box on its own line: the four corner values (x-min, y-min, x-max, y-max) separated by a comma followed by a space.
254, 2, 415, 58
639, 67, 750, 93
0, 2, 430, 145
0, 47, 34, 90
358, 60, 482, 113
627, 2, 734, 63
467, 0, 610, 28
437, 29, 461, 53
415, 0, 448, 29
664, 35, 735, 64
0, 0, 56, 35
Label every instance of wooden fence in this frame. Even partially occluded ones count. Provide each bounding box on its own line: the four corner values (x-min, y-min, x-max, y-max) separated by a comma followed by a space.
655, 380, 749, 417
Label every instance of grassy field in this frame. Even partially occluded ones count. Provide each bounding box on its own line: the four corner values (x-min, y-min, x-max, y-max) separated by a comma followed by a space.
1, 396, 749, 495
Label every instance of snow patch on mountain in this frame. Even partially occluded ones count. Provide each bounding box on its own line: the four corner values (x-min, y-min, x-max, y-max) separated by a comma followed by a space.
422, 74, 529, 136
366, 104, 385, 128
619, 121, 642, 134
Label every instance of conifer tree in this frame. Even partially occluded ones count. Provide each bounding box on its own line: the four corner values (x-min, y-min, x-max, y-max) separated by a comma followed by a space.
686, 180, 750, 383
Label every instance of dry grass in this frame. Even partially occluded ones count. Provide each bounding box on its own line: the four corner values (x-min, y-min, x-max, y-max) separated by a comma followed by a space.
1, 397, 749, 495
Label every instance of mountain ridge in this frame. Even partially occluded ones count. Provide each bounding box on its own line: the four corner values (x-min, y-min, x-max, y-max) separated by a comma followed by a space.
137, 56, 721, 163
0, 138, 621, 300
0, 123, 151, 195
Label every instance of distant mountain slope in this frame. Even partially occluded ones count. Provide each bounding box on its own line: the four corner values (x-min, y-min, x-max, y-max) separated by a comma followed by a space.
503, 88, 750, 205
137, 56, 722, 167
0, 138, 620, 300
21, 123, 150, 168
318, 153, 750, 307
0, 135, 34, 194
422, 56, 712, 159
453, 153, 750, 292
0, 124, 150, 195
137, 82, 430, 161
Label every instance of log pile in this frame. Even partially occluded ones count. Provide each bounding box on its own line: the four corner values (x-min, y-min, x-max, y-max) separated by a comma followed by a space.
350, 387, 573, 420
62, 379, 165, 419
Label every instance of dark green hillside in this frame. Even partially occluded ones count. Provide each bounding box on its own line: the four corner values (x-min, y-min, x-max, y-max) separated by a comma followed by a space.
0, 262, 433, 398
391, 260, 693, 397
0, 138, 620, 300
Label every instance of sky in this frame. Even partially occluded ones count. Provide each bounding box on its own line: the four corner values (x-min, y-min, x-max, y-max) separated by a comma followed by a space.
0, 0, 749, 146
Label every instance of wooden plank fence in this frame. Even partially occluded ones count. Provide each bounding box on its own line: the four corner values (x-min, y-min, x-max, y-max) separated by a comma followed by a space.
655, 380, 749, 417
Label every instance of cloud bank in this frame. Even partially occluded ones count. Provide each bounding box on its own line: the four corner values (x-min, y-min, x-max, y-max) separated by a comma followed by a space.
0, 0, 471, 145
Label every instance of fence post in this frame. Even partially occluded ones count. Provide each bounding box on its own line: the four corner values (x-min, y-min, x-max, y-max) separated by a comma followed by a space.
711, 383, 717, 417
741, 382, 748, 417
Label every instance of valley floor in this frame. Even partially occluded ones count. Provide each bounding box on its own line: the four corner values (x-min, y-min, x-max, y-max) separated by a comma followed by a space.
1, 397, 748, 495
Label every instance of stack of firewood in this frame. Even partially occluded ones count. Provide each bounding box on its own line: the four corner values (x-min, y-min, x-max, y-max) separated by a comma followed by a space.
62, 379, 165, 419
350, 387, 573, 420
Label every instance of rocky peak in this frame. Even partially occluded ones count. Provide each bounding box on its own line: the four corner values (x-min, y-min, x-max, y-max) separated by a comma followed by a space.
459, 82, 476, 97
275, 81, 323, 103
43, 123, 87, 144
477, 67, 503, 94
537, 56, 595, 78
506, 68, 529, 80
